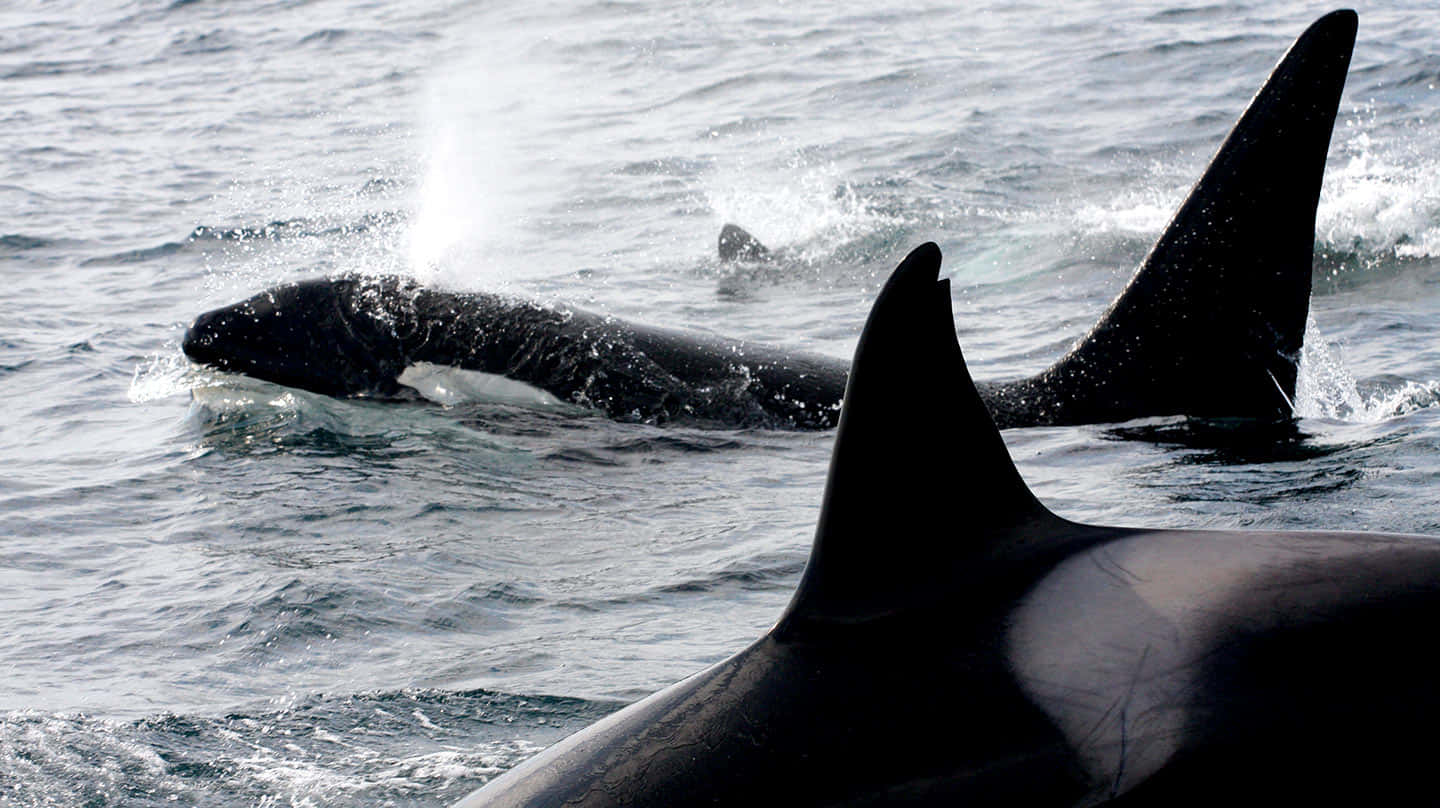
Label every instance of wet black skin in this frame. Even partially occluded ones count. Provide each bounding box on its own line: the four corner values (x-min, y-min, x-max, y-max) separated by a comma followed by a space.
459, 180, 1440, 806
186, 8, 1352, 430
184, 274, 849, 428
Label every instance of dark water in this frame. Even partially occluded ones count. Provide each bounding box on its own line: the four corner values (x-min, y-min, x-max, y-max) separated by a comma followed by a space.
3, 1, 1440, 804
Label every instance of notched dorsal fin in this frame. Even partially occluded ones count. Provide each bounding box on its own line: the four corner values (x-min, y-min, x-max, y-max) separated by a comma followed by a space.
1033, 10, 1356, 424
779, 244, 1058, 628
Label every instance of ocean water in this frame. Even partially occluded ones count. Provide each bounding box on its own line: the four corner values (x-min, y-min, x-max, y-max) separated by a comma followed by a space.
3, 1, 1440, 804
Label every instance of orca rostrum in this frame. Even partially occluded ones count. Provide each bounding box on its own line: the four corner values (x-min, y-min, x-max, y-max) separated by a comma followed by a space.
455, 224, 1440, 808
185, 10, 1355, 430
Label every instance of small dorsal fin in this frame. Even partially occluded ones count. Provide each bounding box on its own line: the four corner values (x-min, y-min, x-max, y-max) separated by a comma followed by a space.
778, 244, 1060, 629
718, 224, 771, 263
1023, 10, 1356, 424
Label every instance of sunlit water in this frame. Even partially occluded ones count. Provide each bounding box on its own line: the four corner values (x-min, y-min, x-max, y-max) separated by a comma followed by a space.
4, 1, 1440, 805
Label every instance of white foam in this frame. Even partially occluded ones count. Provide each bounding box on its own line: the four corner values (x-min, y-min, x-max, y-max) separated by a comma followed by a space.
1295, 313, 1440, 422
1316, 130, 1440, 260
1293, 314, 1365, 420
1071, 181, 1183, 238
128, 350, 194, 403
704, 158, 898, 259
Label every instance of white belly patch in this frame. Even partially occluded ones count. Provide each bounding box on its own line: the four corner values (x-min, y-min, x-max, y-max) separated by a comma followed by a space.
397, 362, 565, 408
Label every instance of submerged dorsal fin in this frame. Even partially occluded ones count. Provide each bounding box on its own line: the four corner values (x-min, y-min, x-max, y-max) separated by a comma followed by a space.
778, 244, 1060, 629
1029, 10, 1356, 424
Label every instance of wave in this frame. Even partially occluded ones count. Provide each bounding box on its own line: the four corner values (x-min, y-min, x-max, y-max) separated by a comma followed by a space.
1088, 32, 1272, 75
1311, 243, 1440, 294
0, 231, 97, 268
188, 211, 408, 242
0, 689, 619, 808
0, 233, 63, 252
0, 59, 109, 80
164, 29, 239, 57
184, 376, 435, 458
556, 549, 805, 614
210, 577, 403, 653
296, 28, 437, 49
83, 210, 407, 267
653, 550, 806, 596
536, 429, 766, 468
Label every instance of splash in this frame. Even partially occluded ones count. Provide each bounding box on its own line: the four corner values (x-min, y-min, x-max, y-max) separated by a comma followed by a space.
703, 157, 898, 261
1294, 313, 1440, 422
0, 711, 185, 808
1315, 128, 1440, 265
1071, 176, 1184, 238
1069, 124, 1440, 274
1293, 314, 1365, 420
406, 83, 516, 285
128, 350, 199, 404
0, 705, 543, 808
405, 38, 573, 289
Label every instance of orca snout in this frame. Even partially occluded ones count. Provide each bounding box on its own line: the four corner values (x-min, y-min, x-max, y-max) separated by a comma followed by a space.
182, 302, 274, 373
182, 308, 226, 366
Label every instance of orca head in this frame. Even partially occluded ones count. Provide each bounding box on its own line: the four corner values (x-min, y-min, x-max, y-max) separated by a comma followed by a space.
182, 277, 411, 398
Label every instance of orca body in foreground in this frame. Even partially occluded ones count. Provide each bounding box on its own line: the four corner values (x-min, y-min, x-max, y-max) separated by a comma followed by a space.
185, 11, 1354, 429
456, 234, 1440, 808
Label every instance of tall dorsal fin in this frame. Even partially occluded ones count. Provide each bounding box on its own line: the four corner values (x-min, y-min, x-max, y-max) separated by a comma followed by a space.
1026, 10, 1356, 424
778, 244, 1060, 630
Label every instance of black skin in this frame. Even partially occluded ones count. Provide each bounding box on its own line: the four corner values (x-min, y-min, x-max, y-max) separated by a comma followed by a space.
184, 274, 849, 429
461, 177, 1440, 806
186, 6, 1352, 430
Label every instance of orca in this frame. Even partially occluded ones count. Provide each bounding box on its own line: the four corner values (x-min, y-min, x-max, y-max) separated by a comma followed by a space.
455, 226, 1440, 808
184, 10, 1354, 430
184, 273, 849, 428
